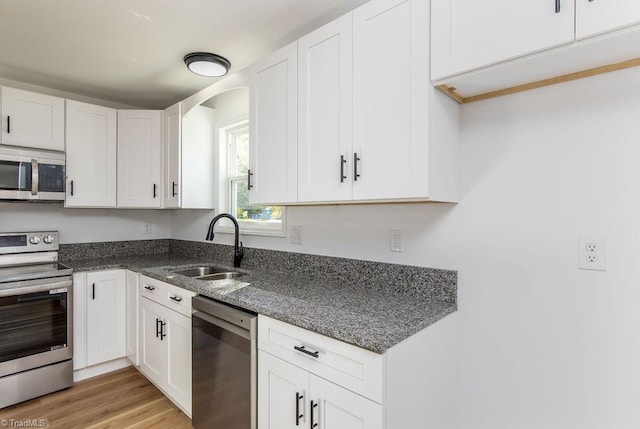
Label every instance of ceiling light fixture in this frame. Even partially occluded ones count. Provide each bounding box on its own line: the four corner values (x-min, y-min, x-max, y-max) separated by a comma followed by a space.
184, 52, 231, 77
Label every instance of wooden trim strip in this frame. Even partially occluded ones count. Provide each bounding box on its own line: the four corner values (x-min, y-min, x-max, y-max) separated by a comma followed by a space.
436, 84, 464, 104
436, 57, 640, 105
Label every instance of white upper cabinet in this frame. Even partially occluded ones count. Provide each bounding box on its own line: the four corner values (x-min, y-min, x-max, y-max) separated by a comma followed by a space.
65, 100, 117, 207
353, 0, 457, 202
1, 87, 65, 151
180, 105, 217, 209
163, 102, 181, 208
431, 0, 575, 80
163, 101, 218, 210
298, 14, 353, 203
576, 0, 640, 39
249, 42, 298, 205
117, 110, 163, 208
252, 0, 459, 205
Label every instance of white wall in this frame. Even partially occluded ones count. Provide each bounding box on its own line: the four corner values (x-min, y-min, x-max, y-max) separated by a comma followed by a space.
0, 204, 171, 243
172, 68, 640, 428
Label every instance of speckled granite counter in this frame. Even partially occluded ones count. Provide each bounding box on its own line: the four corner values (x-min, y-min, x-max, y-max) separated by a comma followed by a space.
61, 240, 457, 354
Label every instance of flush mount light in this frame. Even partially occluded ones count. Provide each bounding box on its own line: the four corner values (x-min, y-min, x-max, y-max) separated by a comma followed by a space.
184, 52, 231, 77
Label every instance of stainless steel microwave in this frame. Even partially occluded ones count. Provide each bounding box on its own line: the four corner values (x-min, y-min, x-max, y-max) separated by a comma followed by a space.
0, 145, 65, 201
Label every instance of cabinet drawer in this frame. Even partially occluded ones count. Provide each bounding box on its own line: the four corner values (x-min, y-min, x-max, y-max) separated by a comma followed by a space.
258, 315, 384, 403
140, 275, 195, 317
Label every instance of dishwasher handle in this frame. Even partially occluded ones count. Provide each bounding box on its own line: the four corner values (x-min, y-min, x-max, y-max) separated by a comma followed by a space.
192, 310, 252, 340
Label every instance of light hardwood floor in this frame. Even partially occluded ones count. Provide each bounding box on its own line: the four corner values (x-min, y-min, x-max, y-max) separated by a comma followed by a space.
0, 367, 192, 429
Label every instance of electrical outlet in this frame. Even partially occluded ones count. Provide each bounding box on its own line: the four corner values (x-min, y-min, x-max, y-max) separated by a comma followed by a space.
390, 230, 402, 252
144, 223, 152, 234
290, 225, 303, 245
578, 237, 606, 271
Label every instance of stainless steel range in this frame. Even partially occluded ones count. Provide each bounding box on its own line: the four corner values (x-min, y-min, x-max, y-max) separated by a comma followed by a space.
0, 231, 73, 408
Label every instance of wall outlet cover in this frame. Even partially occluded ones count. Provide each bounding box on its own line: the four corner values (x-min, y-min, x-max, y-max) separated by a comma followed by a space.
390, 229, 403, 252
578, 237, 606, 271
290, 225, 303, 245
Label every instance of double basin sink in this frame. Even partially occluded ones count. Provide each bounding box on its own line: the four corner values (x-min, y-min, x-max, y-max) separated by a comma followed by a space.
171, 265, 243, 281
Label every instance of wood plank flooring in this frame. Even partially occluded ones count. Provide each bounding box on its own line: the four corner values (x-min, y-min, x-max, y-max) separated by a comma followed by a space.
0, 367, 192, 429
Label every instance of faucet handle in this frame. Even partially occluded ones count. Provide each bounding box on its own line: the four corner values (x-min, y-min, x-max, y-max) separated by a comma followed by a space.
234, 241, 245, 268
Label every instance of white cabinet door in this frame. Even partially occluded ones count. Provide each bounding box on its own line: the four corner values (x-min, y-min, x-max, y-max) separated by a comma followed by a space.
163, 102, 181, 208
311, 375, 383, 429
298, 14, 353, 203
86, 270, 126, 366
258, 351, 310, 429
0, 87, 64, 151
259, 350, 383, 429
577, 0, 640, 39
125, 270, 139, 366
117, 110, 162, 208
164, 308, 192, 414
139, 296, 167, 386
180, 105, 217, 209
249, 42, 298, 204
431, 0, 575, 80
65, 100, 117, 207
139, 284, 193, 416
352, 0, 429, 200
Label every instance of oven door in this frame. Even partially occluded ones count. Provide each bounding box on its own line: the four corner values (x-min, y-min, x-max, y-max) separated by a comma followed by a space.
0, 276, 73, 377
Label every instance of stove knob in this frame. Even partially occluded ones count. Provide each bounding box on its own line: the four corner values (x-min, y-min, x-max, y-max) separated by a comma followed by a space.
29, 236, 41, 245
43, 235, 55, 244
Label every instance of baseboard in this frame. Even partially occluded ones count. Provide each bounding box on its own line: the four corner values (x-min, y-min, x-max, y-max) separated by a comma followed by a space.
73, 357, 132, 382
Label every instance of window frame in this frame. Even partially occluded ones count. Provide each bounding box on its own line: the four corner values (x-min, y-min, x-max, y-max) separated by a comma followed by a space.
216, 118, 286, 237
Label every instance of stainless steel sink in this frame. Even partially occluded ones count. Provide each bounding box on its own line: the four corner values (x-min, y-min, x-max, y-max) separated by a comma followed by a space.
197, 272, 243, 281
171, 266, 242, 281
171, 266, 227, 277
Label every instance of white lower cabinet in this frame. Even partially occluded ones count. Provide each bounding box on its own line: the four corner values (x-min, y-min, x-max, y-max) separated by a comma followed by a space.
73, 270, 127, 376
258, 314, 457, 429
259, 351, 382, 429
138, 275, 195, 417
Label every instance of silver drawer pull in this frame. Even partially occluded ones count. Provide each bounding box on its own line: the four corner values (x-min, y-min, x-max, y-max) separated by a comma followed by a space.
294, 345, 319, 358
144, 285, 155, 291
169, 295, 183, 303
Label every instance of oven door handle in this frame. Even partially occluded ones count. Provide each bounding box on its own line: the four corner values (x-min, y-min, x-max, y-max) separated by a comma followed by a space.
0, 277, 73, 297
192, 310, 252, 340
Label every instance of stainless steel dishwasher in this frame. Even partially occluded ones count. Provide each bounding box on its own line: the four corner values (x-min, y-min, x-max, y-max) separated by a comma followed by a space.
192, 295, 257, 429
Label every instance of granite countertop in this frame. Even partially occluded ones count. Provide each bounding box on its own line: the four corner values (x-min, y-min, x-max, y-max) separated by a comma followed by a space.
63, 253, 456, 354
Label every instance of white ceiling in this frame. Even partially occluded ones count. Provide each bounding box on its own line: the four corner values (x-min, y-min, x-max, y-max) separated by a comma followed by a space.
0, 0, 368, 109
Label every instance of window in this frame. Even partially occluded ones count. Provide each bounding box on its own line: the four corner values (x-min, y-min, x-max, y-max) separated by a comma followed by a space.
220, 120, 285, 236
